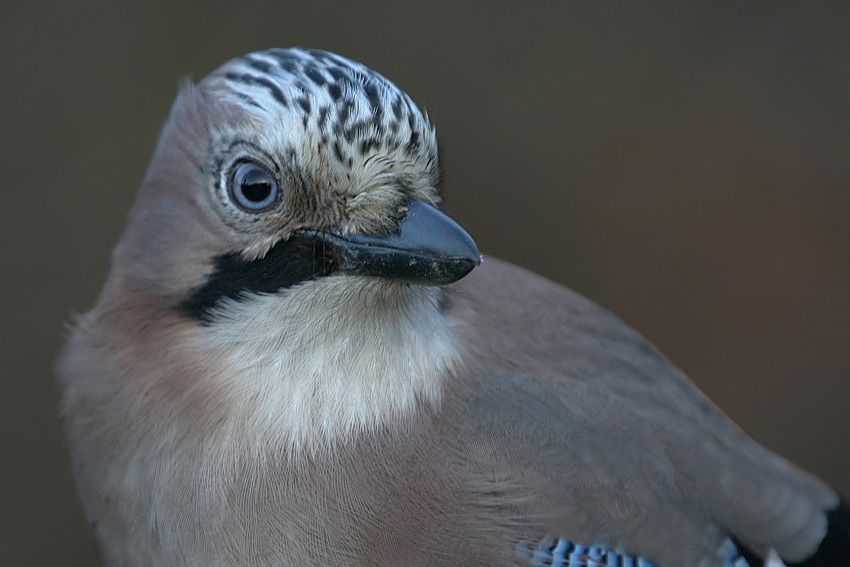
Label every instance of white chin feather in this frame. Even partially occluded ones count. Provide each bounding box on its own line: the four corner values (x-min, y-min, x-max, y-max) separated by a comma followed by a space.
190, 276, 460, 453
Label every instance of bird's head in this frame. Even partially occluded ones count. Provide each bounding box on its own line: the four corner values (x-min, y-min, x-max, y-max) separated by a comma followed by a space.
83, 48, 479, 448
111, 47, 479, 323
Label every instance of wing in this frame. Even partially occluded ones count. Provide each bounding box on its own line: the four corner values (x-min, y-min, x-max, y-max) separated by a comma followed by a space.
446, 258, 841, 566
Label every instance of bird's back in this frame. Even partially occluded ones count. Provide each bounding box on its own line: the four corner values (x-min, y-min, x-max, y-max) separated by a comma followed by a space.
441, 257, 841, 566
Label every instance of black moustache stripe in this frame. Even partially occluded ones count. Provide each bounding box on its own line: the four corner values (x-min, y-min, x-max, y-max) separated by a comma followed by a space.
180, 234, 339, 323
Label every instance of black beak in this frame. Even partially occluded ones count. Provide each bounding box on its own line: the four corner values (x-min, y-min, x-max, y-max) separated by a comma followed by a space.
181, 197, 480, 322
306, 197, 481, 285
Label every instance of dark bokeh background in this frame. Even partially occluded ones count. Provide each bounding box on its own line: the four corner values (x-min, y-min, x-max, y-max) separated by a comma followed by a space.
3, 2, 849, 564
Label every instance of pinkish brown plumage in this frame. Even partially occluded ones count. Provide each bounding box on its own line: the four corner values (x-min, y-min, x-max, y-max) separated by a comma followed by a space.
59, 48, 849, 567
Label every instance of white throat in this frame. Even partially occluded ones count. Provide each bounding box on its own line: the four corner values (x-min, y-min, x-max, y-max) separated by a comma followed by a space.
191, 276, 460, 452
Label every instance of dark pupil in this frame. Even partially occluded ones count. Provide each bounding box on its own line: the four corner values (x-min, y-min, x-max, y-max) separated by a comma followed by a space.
240, 169, 272, 202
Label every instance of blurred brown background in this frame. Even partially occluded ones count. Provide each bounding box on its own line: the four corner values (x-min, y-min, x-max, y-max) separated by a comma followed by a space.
2, 1, 849, 564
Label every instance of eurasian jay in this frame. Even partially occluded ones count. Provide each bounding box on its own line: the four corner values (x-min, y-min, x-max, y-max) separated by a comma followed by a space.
58, 47, 849, 567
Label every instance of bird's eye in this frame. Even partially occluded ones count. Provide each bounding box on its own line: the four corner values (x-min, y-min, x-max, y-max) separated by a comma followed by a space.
228, 161, 279, 211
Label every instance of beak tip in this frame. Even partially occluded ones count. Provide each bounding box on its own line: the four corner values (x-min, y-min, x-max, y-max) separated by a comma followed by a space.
459, 237, 482, 265
440, 224, 481, 282
305, 197, 482, 285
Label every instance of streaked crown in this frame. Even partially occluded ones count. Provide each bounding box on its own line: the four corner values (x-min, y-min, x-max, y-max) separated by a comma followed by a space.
203, 47, 438, 195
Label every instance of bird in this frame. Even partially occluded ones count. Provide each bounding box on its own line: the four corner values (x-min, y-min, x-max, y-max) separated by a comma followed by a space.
58, 47, 849, 567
